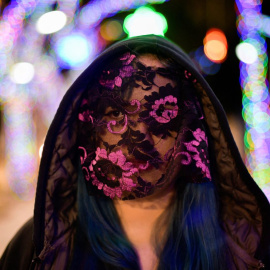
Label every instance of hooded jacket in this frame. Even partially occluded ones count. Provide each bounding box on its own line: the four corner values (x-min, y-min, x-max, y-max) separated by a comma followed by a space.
1, 35, 270, 270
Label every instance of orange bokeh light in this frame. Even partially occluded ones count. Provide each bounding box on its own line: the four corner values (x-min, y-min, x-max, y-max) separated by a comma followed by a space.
203, 28, 228, 63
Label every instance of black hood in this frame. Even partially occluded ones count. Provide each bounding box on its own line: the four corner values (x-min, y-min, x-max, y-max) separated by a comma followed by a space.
33, 35, 270, 269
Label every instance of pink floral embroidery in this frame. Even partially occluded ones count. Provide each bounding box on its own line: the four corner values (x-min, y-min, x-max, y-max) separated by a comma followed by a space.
174, 151, 192, 165
183, 128, 211, 179
99, 72, 116, 89
193, 149, 211, 179
78, 146, 87, 164
185, 70, 197, 83
114, 76, 122, 87
106, 100, 141, 134
107, 114, 128, 134
99, 53, 136, 89
119, 65, 135, 78
149, 95, 178, 123
125, 99, 141, 114
120, 52, 136, 65
78, 99, 93, 123
138, 161, 150, 170
193, 127, 208, 142
89, 147, 137, 199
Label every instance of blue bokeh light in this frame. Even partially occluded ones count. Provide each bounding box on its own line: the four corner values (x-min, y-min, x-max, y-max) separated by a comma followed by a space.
56, 34, 92, 69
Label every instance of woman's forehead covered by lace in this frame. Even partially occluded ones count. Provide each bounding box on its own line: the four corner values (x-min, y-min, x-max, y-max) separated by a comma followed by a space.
98, 52, 180, 98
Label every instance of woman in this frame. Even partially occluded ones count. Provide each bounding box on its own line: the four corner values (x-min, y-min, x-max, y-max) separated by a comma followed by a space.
1, 35, 269, 270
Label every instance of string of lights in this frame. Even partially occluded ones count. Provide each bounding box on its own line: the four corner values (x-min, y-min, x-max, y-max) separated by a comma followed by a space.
235, 0, 270, 200
0, 0, 167, 200
0, 0, 42, 200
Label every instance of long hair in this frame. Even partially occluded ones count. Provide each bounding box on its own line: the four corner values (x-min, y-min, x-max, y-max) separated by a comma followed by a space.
73, 168, 232, 270
157, 181, 231, 270
73, 47, 232, 269
72, 169, 140, 270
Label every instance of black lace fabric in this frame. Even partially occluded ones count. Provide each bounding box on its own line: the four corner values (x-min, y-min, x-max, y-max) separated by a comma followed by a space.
77, 52, 212, 199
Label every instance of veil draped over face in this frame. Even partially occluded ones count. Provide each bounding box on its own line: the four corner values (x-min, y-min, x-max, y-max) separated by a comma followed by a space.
77, 52, 212, 199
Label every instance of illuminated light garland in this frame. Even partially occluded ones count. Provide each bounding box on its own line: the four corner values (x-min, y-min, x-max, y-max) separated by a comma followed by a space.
236, 0, 270, 199
259, 15, 270, 37
0, 0, 40, 200
0, 0, 61, 199
236, 42, 258, 64
0, 0, 168, 200
0, 0, 40, 84
0, 0, 84, 200
20, 17, 67, 126
9, 62, 35, 84
31, 1, 80, 126
4, 88, 37, 200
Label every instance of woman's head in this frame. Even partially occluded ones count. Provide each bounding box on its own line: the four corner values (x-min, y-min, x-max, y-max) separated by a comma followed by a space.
77, 50, 212, 200
74, 37, 234, 269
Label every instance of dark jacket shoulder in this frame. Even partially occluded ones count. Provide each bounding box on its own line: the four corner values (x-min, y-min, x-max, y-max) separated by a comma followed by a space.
0, 218, 35, 270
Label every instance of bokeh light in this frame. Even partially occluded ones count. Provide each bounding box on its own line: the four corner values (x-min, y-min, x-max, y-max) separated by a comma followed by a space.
9, 62, 35, 84
55, 34, 92, 69
190, 46, 221, 75
4, 93, 37, 200
236, 42, 258, 64
260, 15, 270, 37
123, 6, 168, 37
100, 20, 123, 41
236, 0, 270, 199
36, 10, 67, 34
203, 28, 228, 63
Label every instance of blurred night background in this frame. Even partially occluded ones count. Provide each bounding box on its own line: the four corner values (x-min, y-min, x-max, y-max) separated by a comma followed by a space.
0, 0, 269, 255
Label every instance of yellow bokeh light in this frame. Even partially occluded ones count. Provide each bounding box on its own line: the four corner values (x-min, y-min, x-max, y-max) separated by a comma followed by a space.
204, 40, 227, 63
203, 28, 228, 63
100, 20, 123, 41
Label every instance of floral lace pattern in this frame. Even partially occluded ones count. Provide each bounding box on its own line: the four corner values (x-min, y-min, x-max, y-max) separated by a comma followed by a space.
78, 52, 211, 199
89, 147, 137, 199
173, 128, 211, 182
139, 83, 180, 139
171, 95, 212, 183
99, 53, 136, 90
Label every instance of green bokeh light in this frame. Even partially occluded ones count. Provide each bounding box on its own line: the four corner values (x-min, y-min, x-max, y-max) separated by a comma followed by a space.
123, 6, 168, 37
